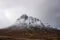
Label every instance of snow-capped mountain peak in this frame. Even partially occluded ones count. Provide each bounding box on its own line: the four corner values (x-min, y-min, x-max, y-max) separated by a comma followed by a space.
15, 14, 45, 28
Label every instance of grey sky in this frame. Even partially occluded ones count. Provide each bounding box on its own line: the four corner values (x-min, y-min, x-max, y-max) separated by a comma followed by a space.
47, 0, 60, 29
0, 0, 60, 29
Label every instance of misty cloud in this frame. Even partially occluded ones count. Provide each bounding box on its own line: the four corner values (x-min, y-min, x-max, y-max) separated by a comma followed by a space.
0, 0, 60, 29
47, 0, 60, 29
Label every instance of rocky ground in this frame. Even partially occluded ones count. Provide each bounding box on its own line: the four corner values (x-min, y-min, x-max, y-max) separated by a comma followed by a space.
0, 27, 60, 40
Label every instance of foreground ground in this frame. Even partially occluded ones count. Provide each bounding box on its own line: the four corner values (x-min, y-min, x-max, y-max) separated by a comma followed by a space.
0, 35, 60, 40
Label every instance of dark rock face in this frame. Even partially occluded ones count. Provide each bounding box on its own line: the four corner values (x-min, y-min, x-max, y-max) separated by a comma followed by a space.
20, 14, 28, 20
17, 14, 28, 22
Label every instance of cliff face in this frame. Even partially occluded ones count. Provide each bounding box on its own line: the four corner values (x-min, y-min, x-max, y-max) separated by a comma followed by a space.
0, 14, 60, 40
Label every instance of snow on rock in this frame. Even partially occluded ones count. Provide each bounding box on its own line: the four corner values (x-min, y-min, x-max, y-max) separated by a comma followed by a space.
14, 14, 45, 29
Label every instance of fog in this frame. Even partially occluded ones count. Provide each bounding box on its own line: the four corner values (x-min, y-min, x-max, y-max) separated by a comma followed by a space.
0, 0, 60, 29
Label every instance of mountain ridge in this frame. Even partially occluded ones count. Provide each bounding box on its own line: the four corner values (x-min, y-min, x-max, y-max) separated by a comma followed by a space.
7, 14, 57, 30
0, 14, 60, 40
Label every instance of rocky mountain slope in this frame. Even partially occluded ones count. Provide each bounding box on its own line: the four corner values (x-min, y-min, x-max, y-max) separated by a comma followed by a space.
0, 14, 60, 40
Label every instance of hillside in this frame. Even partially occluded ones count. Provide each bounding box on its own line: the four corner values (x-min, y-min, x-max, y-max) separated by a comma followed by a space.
0, 14, 60, 40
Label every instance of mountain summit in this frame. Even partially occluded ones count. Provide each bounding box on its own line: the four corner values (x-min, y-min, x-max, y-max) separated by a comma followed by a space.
8, 14, 56, 30
13, 14, 46, 29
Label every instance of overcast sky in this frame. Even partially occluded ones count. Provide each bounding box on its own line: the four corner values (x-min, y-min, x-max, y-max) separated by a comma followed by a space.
0, 0, 60, 29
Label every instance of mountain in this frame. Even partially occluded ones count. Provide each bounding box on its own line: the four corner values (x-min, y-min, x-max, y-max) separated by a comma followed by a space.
15, 14, 45, 29
0, 14, 60, 40
8, 14, 56, 30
